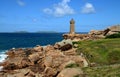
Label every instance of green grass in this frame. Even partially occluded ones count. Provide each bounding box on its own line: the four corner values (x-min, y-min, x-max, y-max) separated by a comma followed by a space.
73, 38, 120, 76
74, 38, 120, 65
82, 64, 120, 77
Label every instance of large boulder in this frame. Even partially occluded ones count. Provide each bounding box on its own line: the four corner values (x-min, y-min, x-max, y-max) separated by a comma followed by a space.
3, 57, 23, 70
0, 72, 6, 77
44, 56, 53, 67
0, 68, 33, 77
3, 57, 32, 70
44, 45, 55, 52
57, 68, 84, 77
10, 69, 32, 77
59, 44, 72, 51
109, 25, 120, 32
6, 73, 25, 77
54, 39, 73, 51
64, 48, 77, 55
44, 50, 64, 68
33, 45, 43, 52
24, 48, 37, 57
28, 64, 45, 74
6, 48, 25, 58
57, 39, 73, 46
89, 30, 104, 35
54, 44, 61, 49
43, 67, 57, 77
69, 56, 88, 67
28, 52, 42, 64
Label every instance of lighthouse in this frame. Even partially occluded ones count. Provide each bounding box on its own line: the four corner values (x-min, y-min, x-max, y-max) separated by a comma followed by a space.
70, 18, 75, 34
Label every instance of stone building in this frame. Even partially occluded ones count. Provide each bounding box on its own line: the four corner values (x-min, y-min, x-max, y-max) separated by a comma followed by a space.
70, 19, 75, 34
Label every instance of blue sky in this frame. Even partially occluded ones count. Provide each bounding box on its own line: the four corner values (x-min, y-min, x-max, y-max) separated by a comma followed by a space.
0, 0, 120, 32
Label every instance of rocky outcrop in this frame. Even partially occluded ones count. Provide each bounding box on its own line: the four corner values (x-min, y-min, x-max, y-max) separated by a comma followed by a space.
106, 25, 120, 35
89, 25, 120, 36
63, 33, 98, 41
0, 40, 88, 77
63, 25, 120, 40
109, 25, 120, 32
89, 28, 110, 36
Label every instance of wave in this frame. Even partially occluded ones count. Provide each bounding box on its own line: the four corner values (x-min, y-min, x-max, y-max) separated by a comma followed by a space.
0, 50, 8, 71
0, 50, 8, 63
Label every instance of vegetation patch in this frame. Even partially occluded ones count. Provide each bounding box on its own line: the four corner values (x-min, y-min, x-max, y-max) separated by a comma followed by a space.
75, 38, 120, 65
82, 64, 120, 77
105, 32, 120, 38
74, 74, 80, 77
107, 48, 120, 64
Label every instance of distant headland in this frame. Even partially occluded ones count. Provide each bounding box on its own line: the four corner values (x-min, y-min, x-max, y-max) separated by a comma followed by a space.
0, 31, 58, 33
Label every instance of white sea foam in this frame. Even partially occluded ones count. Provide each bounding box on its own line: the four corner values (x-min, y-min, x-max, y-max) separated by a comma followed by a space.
0, 50, 8, 63
0, 50, 8, 71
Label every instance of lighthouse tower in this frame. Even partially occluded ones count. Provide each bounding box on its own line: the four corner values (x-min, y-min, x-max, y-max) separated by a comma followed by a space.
70, 19, 75, 34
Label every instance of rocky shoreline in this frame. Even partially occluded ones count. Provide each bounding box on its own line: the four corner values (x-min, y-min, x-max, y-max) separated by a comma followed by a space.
0, 39, 88, 77
0, 25, 119, 77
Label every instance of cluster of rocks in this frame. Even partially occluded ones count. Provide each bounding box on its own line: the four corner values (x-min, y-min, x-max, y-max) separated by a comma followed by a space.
0, 39, 88, 77
63, 34, 100, 41
63, 25, 120, 41
89, 25, 120, 37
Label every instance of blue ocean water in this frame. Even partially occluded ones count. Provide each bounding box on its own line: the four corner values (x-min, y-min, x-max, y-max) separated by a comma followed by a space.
0, 33, 64, 50
0, 33, 64, 62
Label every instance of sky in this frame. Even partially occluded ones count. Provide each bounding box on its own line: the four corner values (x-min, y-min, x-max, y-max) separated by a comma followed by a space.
0, 0, 120, 32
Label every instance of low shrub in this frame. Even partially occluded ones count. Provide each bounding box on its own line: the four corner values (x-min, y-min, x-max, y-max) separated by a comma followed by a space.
65, 63, 79, 68
105, 32, 120, 38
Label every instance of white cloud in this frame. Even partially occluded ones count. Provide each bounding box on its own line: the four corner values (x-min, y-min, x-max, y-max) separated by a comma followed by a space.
43, 0, 75, 17
17, 0, 25, 6
81, 3, 95, 14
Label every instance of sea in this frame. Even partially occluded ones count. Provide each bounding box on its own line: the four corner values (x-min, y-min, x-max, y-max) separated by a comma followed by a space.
0, 32, 87, 63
